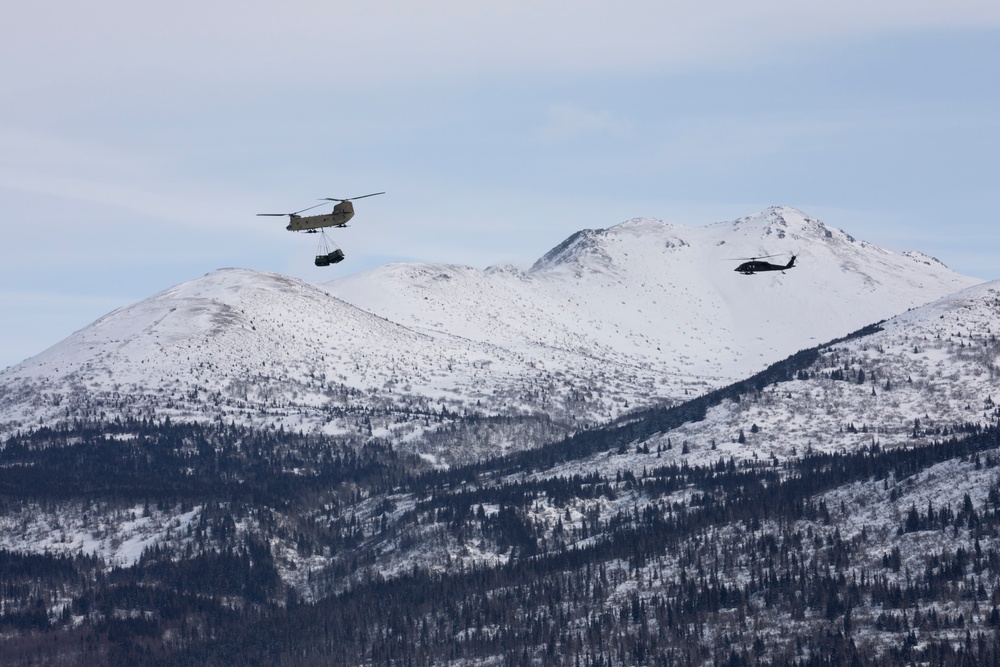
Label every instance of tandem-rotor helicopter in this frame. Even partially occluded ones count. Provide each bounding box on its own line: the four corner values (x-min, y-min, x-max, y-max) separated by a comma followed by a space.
257, 192, 384, 266
731, 254, 796, 275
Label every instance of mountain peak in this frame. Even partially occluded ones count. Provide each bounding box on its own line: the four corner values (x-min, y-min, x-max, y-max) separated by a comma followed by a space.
611, 216, 675, 231
532, 206, 849, 275
713, 205, 871, 256
528, 228, 606, 273
529, 217, 689, 274
729, 205, 825, 232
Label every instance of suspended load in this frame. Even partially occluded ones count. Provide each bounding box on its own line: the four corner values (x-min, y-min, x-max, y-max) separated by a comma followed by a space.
256, 191, 384, 266
314, 231, 345, 267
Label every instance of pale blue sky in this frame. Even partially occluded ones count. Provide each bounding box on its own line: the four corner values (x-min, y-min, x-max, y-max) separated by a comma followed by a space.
2, 2, 999, 369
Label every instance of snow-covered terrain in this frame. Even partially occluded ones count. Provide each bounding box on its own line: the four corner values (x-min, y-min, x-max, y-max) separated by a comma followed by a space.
510, 279, 1000, 481
0, 501, 199, 568
6, 267, 993, 575
275, 280, 996, 582
9, 278, 995, 607
0, 207, 997, 663
327, 206, 976, 384
652, 279, 1000, 467
0, 206, 981, 461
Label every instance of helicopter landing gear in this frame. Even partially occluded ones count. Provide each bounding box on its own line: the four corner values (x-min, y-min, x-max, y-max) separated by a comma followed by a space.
314, 230, 345, 267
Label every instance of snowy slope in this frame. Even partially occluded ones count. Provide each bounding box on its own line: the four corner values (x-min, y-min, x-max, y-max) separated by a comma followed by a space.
535, 279, 1000, 481
0, 206, 982, 461
326, 206, 978, 390
345, 281, 1000, 588
1, 279, 997, 625
0, 269, 572, 437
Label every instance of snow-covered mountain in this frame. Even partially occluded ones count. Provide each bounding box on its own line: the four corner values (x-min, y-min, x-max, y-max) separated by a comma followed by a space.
0, 206, 981, 461
667, 278, 1000, 463
3, 275, 997, 622
0, 225, 997, 663
326, 206, 977, 386
269, 278, 1000, 592
534, 278, 1000, 481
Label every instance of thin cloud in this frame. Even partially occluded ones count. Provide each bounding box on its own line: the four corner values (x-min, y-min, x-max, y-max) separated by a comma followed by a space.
5, 1, 1000, 94
540, 104, 630, 143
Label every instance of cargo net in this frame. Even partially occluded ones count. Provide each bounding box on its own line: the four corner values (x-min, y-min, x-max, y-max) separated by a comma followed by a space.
314, 231, 345, 266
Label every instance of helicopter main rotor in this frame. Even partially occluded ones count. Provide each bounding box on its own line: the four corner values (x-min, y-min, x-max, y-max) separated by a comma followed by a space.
724, 253, 783, 261
256, 202, 329, 218
321, 192, 385, 203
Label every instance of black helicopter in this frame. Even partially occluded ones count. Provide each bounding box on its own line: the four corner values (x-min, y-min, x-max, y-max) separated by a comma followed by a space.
732, 254, 796, 275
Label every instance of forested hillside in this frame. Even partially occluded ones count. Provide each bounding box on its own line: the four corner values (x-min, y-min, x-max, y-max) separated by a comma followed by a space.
3, 376, 1000, 664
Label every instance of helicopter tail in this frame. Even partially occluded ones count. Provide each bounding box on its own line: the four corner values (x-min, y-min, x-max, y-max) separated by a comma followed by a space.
786, 255, 796, 269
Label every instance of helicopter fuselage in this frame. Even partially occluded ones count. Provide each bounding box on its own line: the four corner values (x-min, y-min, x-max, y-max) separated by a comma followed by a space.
286, 211, 353, 232
735, 256, 796, 275
287, 201, 355, 232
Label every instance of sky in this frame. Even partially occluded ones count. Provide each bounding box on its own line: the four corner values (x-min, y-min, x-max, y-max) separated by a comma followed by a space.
2, 1, 999, 370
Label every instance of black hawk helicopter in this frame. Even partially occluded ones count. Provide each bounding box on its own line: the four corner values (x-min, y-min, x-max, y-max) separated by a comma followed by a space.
257, 192, 384, 266
732, 254, 796, 275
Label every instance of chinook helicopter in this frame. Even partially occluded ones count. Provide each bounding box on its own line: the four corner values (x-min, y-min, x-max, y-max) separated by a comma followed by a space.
257, 192, 384, 266
732, 254, 796, 275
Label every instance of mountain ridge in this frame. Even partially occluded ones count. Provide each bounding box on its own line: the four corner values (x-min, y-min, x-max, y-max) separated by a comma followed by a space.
0, 206, 982, 463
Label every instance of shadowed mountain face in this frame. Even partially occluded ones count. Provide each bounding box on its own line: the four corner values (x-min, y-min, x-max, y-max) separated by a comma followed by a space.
0, 206, 981, 462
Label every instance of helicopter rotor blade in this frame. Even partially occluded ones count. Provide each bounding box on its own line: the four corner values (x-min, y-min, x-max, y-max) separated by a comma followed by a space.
725, 253, 783, 261
322, 192, 385, 202
257, 201, 330, 217
291, 202, 330, 215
